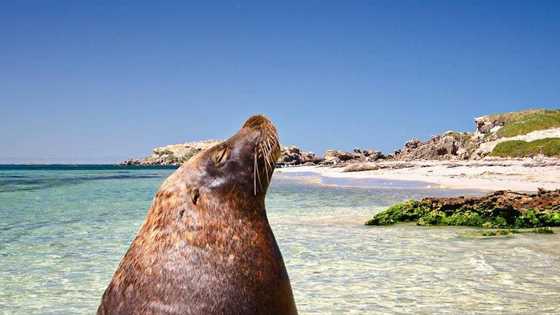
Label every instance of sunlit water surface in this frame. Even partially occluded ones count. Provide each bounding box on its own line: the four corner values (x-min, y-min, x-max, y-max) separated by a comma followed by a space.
1, 166, 559, 314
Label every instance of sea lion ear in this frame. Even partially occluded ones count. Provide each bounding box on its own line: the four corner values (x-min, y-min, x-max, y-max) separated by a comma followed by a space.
190, 188, 200, 205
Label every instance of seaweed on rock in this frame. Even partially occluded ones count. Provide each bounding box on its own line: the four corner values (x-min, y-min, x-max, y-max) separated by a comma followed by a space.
366, 189, 560, 229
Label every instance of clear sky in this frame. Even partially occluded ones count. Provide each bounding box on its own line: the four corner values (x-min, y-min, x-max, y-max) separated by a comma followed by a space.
1, 1, 559, 163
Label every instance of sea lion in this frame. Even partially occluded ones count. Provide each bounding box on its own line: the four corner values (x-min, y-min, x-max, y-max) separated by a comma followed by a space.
97, 115, 297, 315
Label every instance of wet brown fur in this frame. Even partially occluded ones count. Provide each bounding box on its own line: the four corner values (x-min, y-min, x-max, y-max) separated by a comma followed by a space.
98, 115, 297, 315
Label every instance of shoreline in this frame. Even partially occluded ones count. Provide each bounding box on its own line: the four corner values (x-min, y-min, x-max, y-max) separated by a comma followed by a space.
4, 159, 560, 193
276, 158, 560, 192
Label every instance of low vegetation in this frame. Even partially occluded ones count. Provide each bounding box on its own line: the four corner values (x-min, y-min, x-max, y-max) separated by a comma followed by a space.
490, 138, 560, 157
493, 109, 560, 138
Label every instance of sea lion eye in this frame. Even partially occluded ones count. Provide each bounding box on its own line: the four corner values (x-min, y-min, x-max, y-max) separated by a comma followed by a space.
212, 147, 229, 166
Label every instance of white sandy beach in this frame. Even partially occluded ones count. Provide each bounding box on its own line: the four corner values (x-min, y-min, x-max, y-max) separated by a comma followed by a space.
276, 158, 560, 192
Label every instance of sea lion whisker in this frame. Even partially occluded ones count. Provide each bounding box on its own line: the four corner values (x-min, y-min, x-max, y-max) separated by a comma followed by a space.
263, 153, 269, 184
253, 152, 258, 196
265, 145, 271, 166
255, 151, 263, 192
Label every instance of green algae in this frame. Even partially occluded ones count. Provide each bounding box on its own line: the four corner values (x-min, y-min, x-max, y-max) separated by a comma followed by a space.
366, 201, 560, 231
465, 229, 517, 238
460, 227, 554, 238
365, 200, 428, 225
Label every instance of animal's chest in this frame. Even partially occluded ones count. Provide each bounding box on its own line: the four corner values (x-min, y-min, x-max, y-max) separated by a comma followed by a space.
151, 243, 276, 313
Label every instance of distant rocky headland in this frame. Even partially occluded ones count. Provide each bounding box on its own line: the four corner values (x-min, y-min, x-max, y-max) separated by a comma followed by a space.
121, 109, 560, 167
122, 140, 222, 166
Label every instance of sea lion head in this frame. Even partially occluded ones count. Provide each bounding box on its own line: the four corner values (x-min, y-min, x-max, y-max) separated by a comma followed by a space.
169, 114, 281, 211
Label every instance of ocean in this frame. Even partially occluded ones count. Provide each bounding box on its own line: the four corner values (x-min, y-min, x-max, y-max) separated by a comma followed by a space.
1, 165, 559, 314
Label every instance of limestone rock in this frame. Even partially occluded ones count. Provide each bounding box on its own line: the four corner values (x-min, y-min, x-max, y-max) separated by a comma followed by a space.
321, 148, 385, 166
277, 146, 323, 167
394, 132, 475, 161
121, 140, 220, 166
475, 115, 503, 135
367, 189, 560, 227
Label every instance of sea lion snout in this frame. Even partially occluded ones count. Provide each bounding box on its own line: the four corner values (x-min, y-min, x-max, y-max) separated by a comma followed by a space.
240, 115, 281, 195
241, 114, 281, 166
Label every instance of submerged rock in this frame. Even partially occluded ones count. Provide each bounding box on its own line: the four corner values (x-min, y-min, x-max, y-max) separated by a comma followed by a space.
342, 161, 414, 172
461, 227, 554, 238
366, 189, 560, 229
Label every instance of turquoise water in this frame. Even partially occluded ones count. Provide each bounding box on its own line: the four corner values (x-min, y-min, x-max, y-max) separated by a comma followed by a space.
1, 166, 560, 314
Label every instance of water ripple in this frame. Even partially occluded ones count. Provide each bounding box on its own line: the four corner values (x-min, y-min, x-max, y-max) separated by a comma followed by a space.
1, 168, 560, 314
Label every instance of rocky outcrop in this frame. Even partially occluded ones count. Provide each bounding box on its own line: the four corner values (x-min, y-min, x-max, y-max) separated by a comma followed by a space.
321, 149, 385, 166
394, 132, 476, 161
474, 109, 546, 136
277, 146, 385, 167
392, 109, 560, 161
122, 109, 560, 166
474, 115, 504, 135
121, 140, 220, 166
278, 147, 386, 167
123, 142, 323, 167
277, 146, 323, 167
366, 189, 560, 229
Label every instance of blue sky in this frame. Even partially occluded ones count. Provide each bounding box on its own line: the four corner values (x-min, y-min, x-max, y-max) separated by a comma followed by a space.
1, 1, 559, 163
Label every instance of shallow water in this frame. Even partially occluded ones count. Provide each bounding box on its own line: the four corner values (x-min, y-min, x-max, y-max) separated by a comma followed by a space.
1, 166, 559, 314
